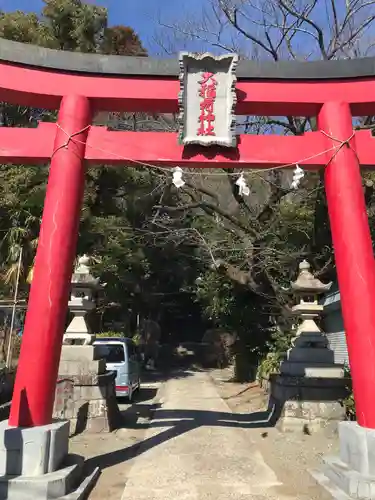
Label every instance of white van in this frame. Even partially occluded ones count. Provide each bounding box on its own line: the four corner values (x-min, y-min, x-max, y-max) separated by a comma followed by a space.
94, 337, 141, 401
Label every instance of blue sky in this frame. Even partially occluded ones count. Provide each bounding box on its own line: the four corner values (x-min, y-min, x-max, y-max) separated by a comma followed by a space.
1, 1, 372, 60
0, 0, 203, 53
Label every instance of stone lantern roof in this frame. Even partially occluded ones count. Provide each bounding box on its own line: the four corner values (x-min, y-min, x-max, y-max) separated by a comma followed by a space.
71, 254, 101, 288
291, 260, 332, 295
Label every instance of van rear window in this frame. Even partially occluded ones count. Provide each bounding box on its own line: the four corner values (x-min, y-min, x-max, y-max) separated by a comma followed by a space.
97, 344, 125, 363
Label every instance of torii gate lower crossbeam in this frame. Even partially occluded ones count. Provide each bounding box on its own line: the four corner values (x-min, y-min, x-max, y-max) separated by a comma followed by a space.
0, 41, 374, 433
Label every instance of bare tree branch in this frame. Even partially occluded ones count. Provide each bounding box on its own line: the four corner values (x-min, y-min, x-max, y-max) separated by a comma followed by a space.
219, 0, 280, 60
149, 0, 375, 319
155, 200, 259, 238
277, 0, 329, 59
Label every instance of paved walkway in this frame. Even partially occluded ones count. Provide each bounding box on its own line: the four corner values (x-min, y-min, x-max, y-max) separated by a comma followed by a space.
120, 370, 308, 500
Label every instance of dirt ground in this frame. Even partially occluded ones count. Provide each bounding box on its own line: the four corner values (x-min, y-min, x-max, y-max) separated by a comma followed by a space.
69, 368, 338, 499
210, 367, 339, 500
69, 381, 161, 500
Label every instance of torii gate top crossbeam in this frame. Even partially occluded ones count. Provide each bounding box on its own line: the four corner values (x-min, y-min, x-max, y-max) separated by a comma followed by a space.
2, 39, 375, 115
6, 41, 375, 433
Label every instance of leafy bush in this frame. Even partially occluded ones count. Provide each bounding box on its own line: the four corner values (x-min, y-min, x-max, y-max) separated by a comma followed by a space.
132, 331, 142, 345
257, 352, 282, 382
256, 323, 294, 383
96, 330, 124, 338
340, 364, 356, 420
96, 330, 144, 345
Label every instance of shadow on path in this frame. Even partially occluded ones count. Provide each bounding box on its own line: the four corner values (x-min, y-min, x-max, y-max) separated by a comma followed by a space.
84, 369, 279, 474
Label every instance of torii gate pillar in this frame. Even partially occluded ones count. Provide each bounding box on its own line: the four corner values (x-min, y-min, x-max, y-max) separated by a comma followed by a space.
311, 102, 375, 495
319, 102, 375, 429
9, 95, 91, 427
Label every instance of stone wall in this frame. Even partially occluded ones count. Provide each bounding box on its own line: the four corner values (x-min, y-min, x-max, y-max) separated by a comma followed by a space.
53, 378, 74, 420
321, 282, 349, 365
53, 374, 121, 435
0, 370, 121, 434
53, 347, 121, 434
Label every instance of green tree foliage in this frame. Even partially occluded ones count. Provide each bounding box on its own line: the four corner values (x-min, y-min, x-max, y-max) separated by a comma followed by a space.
0, 165, 44, 289
102, 26, 147, 56
151, 0, 375, 375
5, 1, 375, 378
0, 11, 56, 46
0, 0, 146, 55
0, 1, 206, 343
43, 0, 107, 52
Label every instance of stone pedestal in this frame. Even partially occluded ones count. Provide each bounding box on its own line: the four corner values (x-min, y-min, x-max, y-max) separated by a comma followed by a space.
54, 345, 121, 434
312, 421, 375, 499
280, 331, 344, 378
271, 374, 347, 434
0, 419, 83, 499
272, 330, 347, 433
272, 332, 347, 433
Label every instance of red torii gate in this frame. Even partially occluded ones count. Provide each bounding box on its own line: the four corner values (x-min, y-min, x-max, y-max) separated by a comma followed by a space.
1, 39, 375, 429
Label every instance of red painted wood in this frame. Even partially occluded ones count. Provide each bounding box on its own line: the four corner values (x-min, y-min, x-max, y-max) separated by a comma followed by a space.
0, 123, 55, 164
9, 95, 91, 427
85, 127, 375, 168
85, 128, 330, 168
2, 61, 375, 115
352, 130, 375, 167
319, 102, 375, 429
2, 124, 375, 169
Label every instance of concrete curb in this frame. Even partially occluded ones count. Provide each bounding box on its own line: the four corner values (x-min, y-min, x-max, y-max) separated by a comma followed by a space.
310, 468, 351, 500
58, 467, 100, 500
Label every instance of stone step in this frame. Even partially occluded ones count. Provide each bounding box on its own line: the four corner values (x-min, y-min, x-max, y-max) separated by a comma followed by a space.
0, 455, 83, 500
321, 455, 375, 499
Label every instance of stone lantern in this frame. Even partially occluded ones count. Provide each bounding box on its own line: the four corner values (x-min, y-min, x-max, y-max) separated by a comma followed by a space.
270, 260, 347, 434
280, 260, 342, 378
55, 254, 120, 434
63, 255, 105, 345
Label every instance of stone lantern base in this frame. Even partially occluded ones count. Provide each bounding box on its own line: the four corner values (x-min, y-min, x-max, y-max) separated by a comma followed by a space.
53, 345, 122, 434
270, 374, 348, 434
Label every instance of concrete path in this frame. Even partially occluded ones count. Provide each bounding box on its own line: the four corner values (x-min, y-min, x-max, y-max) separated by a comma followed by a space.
120, 370, 302, 500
